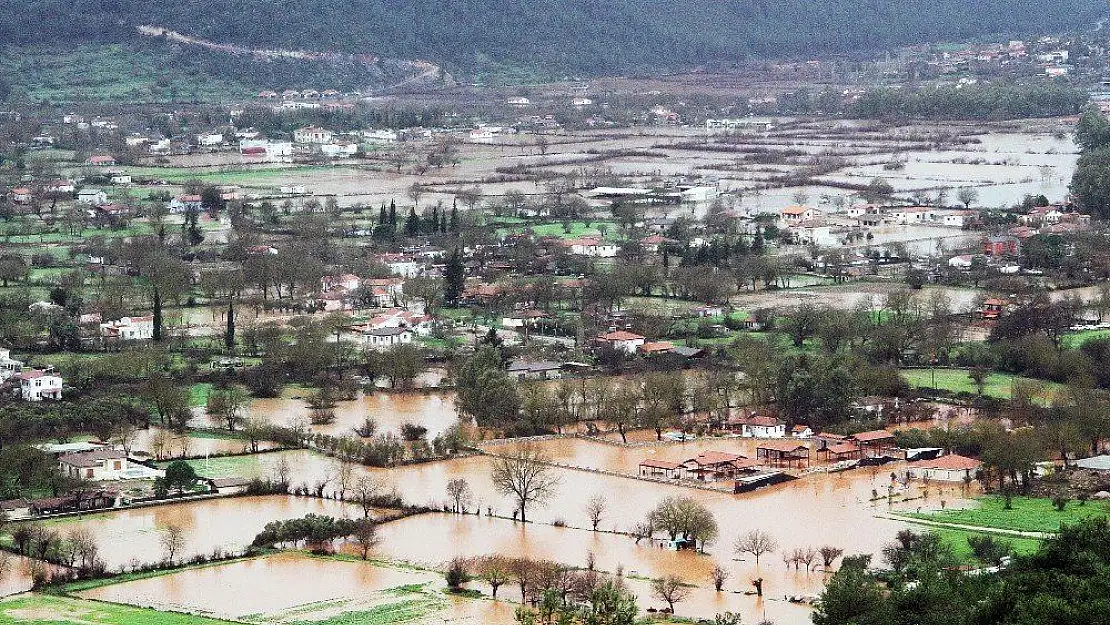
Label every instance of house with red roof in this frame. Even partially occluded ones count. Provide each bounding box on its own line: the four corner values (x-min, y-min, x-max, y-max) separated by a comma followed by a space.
16, 370, 63, 401
86, 155, 116, 167
10, 188, 32, 205
904, 454, 981, 482
597, 330, 645, 354
846, 430, 898, 457
638, 458, 683, 480
678, 451, 758, 481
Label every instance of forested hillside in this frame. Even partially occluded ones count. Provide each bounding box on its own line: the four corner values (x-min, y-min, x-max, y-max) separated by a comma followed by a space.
2, 0, 1106, 77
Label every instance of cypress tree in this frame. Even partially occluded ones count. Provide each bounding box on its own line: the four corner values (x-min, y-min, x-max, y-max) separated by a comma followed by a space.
449, 200, 459, 232
225, 299, 236, 351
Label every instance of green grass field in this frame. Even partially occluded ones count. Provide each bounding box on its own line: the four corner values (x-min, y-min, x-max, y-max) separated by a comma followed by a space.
158, 454, 266, 480
908, 496, 1110, 534
0, 595, 235, 625
930, 527, 1042, 563
1061, 328, 1110, 349
900, 368, 1061, 399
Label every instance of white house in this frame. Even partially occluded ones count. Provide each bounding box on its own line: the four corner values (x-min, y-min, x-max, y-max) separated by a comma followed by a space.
362, 129, 399, 144
507, 97, 531, 106
77, 189, 108, 206
197, 133, 225, 147
169, 195, 203, 214
0, 348, 24, 382
564, 237, 619, 257
18, 370, 64, 401
597, 331, 645, 354
780, 205, 819, 227
294, 126, 334, 144
320, 142, 358, 158
58, 449, 161, 481
791, 425, 815, 439
266, 141, 294, 163
108, 172, 132, 185
904, 454, 982, 482
939, 209, 976, 228
45, 180, 76, 195
735, 415, 786, 438
364, 327, 414, 349
888, 206, 935, 225
99, 316, 155, 341
321, 274, 362, 292
375, 254, 422, 277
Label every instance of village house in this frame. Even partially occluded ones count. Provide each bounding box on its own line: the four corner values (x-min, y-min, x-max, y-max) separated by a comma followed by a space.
1017, 205, 1064, 226
85, 155, 117, 167
791, 425, 814, 439
597, 330, 645, 354
169, 195, 203, 213
58, 449, 129, 481
10, 187, 32, 205
363, 327, 414, 350
563, 236, 619, 258
362, 277, 405, 307
322, 274, 361, 292
904, 454, 982, 482
77, 189, 108, 206
294, 126, 335, 144
780, 205, 819, 227
982, 235, 1020, 257
640, 234, 677, 254
17, 370, 64, 401
196, 132, 225, 147
938, 209, 977, 228
108, 172, 132, 185
99, 316, 155, 341
639, 341, 675, 356
0, 347, 24, 382
982, 297, 1008, 320
375, 253, 423, 277
44, 180, 76, 195
507, 360, 563, 381
638, 459, 683, 480
727, 413, 786, 438
501, 309, 548, 330
888, 206, 935, 224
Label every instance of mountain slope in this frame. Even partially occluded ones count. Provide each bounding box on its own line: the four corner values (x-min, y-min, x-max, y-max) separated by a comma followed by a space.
2, 0, 1106, 78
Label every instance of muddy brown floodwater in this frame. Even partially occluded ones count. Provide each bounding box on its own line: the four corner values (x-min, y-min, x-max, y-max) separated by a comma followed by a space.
53, 434, 980, 623
80, 552, 516, 624
46, 495, 369, 570
246, 387, 460, 440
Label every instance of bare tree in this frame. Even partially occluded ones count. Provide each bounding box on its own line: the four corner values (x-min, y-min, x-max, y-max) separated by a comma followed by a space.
509, 557, 537, 603
585, 494, 607, 531
352, 476, 385, 518
711, 565, 730, 592
161, 524, 186, 563
352, 518, 379, 560
631, 520, 654, 544
734, 529, 778, 565
800, 547, 819, 571
819, 546, 844, 569
446, 478, 473, 513
652, 574, 691, 613
475, 555, 511, 599
335, 462, 354, 501
490, 443, 560, 523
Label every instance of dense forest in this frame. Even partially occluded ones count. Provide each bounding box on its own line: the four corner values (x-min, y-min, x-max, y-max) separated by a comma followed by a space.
0, 0, 1104, 78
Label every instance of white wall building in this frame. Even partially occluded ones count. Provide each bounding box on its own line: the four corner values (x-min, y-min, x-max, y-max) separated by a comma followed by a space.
19, 370, 64, 401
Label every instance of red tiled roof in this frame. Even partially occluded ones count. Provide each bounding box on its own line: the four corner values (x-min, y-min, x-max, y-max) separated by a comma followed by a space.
909, 454, 981, 470
849, 430, 896, 443
599, 331, 644, 341
639, 459, 682, 470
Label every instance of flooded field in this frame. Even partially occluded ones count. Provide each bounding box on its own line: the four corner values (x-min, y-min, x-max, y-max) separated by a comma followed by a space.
80, 552, 512, 624
44, 496, 368, 570
246, 386, 460, 440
